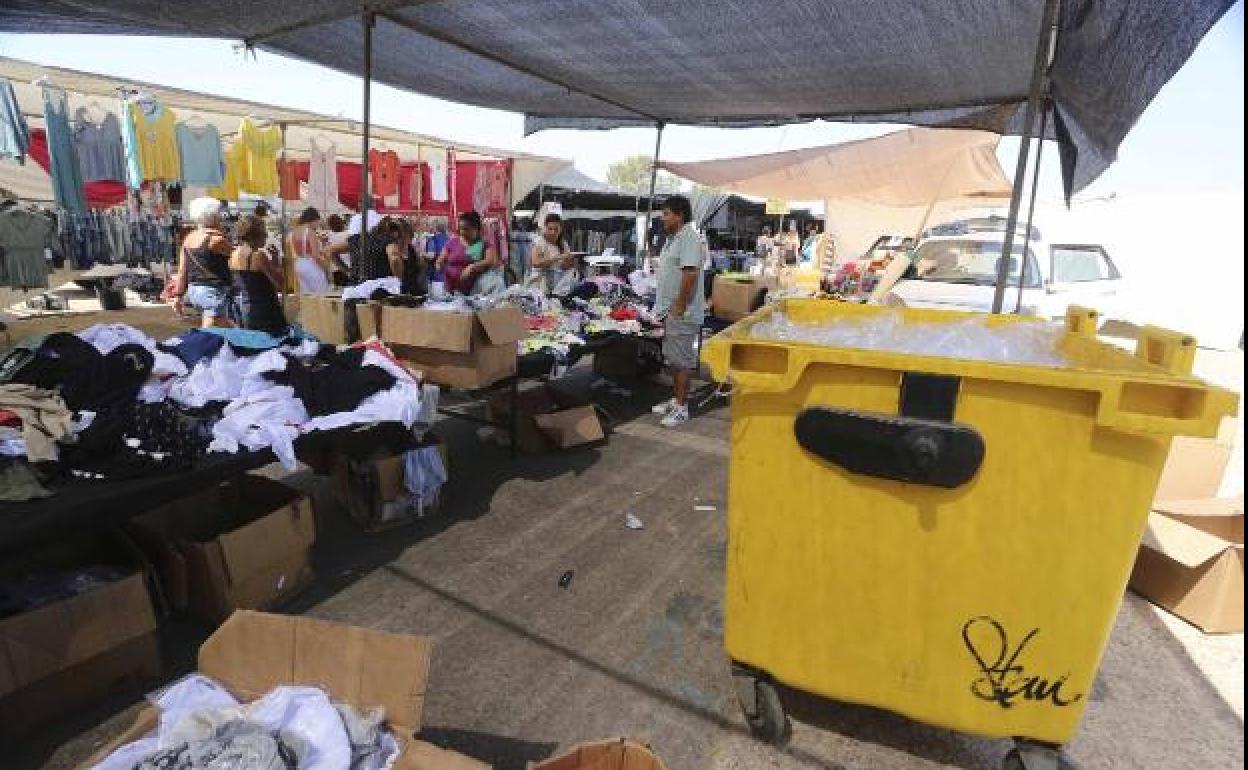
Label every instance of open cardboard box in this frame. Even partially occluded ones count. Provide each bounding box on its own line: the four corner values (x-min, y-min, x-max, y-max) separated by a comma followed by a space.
1131, 495, 1244, 632
488, 382, 605, 452
126, 475, 316, 624
711, 274, 770, 322
533, 740, 667, 770
1129, 416, 1243, 632
331, 434, 450, 531
299, 293, 382, 345
383, 304, 525, 389
81, 610, 489, 770
0, 537, 160, 739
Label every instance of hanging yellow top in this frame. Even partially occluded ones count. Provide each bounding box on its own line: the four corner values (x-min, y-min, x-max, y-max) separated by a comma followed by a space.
127, 101, 181, 182
208, 142, 246, 201
238, 117, 281, 195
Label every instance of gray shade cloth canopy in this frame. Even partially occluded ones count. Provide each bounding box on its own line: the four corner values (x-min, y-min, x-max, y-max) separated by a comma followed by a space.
1, 0, 1234, 196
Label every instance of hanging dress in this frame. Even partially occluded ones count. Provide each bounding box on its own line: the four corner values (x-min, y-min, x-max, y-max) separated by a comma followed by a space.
42, 87, 87, 213
238, 117, 281, 196
123, 99, 180, 187
306, 138, 339, 213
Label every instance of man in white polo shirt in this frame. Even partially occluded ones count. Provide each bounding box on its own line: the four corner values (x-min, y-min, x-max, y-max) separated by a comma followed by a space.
650, 194, 705, 428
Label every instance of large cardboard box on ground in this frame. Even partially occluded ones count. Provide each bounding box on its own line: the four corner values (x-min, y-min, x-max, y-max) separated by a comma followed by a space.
0, 538, 160, 739
81, 611, 488, 770
331, 434, 450, 531
299, 293, 382, 344
1129, 415, 1243, 632
487, 380, 560, 453
711, 274, 769, 322
383, 304, 525, 389
488, 382, 604, 452
1130, 496, 1244, 632
533, 740, 668, 770
535, 406, 606, 449
127, 475, 315, 624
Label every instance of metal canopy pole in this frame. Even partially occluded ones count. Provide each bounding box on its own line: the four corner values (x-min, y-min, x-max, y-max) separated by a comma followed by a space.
1014, 102, 1051, 314
642, 121, 666, 259
360, 12, 375, 254
992, 0, 1061, 314
278, 120, 289, 305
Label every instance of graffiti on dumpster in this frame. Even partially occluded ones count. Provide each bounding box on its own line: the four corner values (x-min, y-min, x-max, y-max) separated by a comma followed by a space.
961, 616, 1084, 709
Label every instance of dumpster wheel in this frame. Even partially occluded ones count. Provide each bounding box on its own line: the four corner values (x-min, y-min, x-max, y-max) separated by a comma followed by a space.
1004, 740, 1064, 770
731, 663, 790, 745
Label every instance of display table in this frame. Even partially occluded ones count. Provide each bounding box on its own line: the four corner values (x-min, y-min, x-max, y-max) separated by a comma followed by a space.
0, 422, 415, 555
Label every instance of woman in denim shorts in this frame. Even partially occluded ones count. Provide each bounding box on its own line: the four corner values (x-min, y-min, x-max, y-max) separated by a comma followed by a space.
176, 198, 236, 326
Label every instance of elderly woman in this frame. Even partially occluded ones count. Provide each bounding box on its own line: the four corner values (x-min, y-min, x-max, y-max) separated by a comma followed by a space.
437, 210, 504, 296
175, 197, 235, 327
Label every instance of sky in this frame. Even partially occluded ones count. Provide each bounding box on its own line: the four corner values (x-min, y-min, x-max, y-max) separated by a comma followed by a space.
0, 1, 1242, 201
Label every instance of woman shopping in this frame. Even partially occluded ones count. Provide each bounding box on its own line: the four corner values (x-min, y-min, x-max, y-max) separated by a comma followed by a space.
229, 215, 288, 334
436, 210, 504, 296
290, 207, 332, 293
527, 212, 578, 295
175, 197, 235, 327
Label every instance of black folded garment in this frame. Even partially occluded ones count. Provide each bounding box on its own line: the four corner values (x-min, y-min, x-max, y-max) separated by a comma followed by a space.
380, 294, 426, 308
267, 350, 396, 417
9, 333, 153, 413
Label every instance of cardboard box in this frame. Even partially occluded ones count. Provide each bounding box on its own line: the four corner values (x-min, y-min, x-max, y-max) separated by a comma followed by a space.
0, 541, 160, 738
592, 336, 663, 381
383, 305, 525, 389
535, 406, 606, 449
1154, 417, 1236, 502
299, 294, 382, 345
128, 475, 315, 624
80, 611, 484, 770
487, 381, 561, 453
331, 435, 450, 531
534, 740, 668, 770
1130, 495, 1244, 633
711, 274, 769, 322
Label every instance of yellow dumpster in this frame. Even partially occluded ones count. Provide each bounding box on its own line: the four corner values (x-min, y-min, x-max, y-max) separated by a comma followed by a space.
702, 300, 1239, 768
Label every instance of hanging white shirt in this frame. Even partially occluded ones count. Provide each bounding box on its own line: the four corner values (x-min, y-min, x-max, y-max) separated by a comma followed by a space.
429, 153, 449, 202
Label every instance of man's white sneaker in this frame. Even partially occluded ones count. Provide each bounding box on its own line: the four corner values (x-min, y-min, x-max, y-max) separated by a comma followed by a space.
660, 404, 690, 428
651, 398, 677, 416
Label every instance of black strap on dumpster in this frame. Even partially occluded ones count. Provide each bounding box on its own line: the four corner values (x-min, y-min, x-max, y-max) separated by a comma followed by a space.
794, 372, 985, 489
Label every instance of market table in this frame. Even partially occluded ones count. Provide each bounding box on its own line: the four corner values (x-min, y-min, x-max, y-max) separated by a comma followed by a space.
0, 422, 416, 555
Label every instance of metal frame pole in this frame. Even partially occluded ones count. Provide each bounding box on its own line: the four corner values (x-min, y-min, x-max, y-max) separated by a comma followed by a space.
992, 0, 1060, 313
642, 121, 666, 259
1014, 102, 1050, 314
360, 12, 375, 251
278, 120, 289, 303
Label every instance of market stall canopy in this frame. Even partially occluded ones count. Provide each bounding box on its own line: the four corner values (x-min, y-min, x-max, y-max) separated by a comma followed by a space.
0, 0, 1234, 196
661, 127, 1013, 258
542, 167, 624, 196
0, 56, 571, 202
660, 128, 1012, 207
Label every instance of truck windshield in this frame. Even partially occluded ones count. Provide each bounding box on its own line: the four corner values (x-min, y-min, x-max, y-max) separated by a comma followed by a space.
912, 240, 1042, 288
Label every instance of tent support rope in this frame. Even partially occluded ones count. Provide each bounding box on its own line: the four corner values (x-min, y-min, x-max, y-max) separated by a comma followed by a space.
993, 0, 1060, 313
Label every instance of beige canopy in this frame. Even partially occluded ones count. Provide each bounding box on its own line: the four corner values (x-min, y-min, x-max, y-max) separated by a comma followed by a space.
660, 127, 1012, 259
0, 56, 570, 207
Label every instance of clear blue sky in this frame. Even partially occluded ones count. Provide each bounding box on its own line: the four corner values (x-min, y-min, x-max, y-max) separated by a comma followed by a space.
1, 2, 1242, 199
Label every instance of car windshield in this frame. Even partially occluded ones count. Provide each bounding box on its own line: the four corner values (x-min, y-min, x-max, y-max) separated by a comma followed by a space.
912, 239, 1041, 288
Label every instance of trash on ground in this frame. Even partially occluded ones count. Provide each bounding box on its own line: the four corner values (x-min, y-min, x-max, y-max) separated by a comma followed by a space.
558, 570, 575, 589
625, 513, 644, 530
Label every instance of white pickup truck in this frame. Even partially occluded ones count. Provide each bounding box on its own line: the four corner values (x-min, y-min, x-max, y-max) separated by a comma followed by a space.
886, 228, 1123, 319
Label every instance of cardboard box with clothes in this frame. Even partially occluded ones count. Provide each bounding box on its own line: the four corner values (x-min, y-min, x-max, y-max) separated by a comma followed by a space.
331, 434, 450, 531
298, 293, 382, 345
0, 536, 160, 738
382, 304, 525, 389
78, 611, 492, 770
711, 274, 770, 322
